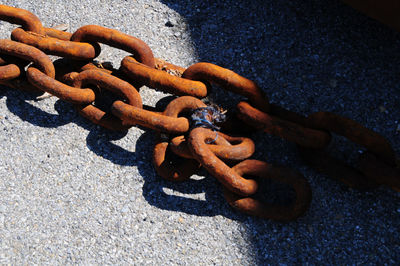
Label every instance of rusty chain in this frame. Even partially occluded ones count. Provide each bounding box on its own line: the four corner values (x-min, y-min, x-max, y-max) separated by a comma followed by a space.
0, 4, 398, 222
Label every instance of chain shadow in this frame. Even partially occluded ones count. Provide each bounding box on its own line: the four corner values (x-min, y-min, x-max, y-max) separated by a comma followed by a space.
0, 85, 253, 220
0, 85, 71, 128
0, 84, 133, 165
135, 129, 241, 219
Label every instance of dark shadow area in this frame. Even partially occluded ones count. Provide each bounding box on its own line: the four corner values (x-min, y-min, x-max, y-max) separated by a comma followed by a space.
160, 0, 400, 118
85, 127, 133, 165
159, 0, 400, 264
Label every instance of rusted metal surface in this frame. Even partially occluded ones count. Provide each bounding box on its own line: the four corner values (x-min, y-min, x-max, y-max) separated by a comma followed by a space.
170, 132, 255, 161
112, 101, 190, 134
153, 139, 201, 182
71, 25, 155, 67
237, 101, 331, 149
296, 111, 397, 190
162, 96, 207, 117
223, 160, 312, 221
71, 69, 142, 130
298, 147, 378, 190
71, 69, 142, 109
11, 28, 100, 60
0, 64, 21, 81
43, 27, 72, 41
79, 62, 114, 74
121, 56, 207, 98
358, 152, 400, 191
151, 96, 209, 181
342, 0, 400, 32
188, 127, 258, 196
75, 105, 129, 131
27, 67, 95, 104
154, 57, 186, 76
269, 103, 309, 127
182, 62, 270, 112
112, 96, 208, 134
0, 39, 55, 78
170, 134, 230, 159
170, 135, 210, 159
0, 4, 44, 34
307, 111, 396, 165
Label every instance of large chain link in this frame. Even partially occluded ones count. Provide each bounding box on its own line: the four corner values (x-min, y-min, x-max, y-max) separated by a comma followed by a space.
0, 4, 398, 221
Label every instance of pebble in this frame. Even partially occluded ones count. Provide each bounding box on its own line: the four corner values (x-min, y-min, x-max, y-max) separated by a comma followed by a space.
329, 79, 337, 88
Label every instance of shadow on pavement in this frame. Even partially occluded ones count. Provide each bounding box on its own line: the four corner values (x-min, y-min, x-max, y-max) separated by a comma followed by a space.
157, 0, 400, 264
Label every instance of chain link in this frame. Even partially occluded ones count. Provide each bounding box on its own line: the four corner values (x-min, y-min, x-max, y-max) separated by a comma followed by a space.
0, 4, 398, 221
121, 56, 208, 97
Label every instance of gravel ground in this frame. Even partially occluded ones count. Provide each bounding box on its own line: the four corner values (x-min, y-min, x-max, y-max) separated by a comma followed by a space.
0, 0, 399, 264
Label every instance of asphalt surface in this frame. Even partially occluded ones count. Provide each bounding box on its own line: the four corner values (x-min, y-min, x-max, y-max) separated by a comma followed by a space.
0, 0, 399, 264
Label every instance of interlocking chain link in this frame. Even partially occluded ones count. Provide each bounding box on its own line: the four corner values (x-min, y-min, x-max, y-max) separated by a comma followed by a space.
0, 4, 398, 221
